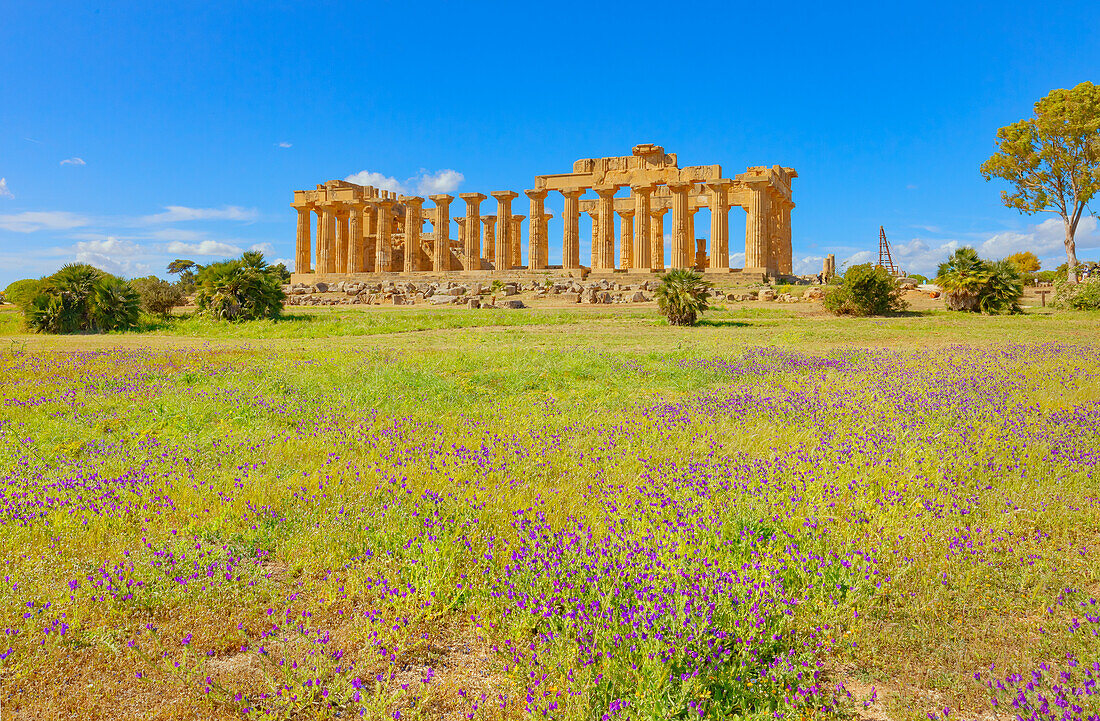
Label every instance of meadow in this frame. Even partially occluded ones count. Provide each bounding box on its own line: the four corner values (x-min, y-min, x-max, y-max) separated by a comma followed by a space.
0, 303, 1098, 721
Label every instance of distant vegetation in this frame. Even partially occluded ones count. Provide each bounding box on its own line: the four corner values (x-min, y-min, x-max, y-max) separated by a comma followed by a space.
936, 247, 1024, 314
823, 263, 907, 316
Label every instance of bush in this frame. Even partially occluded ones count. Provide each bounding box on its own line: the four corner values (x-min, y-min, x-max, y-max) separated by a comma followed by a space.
655, 268, 713, 326
936, 248, 1023, 314
823, 264, 907, 316
24, 264, 140, 334
131, 276, 187, 317
1052, 276, 1100, 310
195, 252, 286, 321
5, 279, 45, 312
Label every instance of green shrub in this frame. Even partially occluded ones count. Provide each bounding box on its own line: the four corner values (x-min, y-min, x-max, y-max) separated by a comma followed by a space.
5, 279, 45, 312
195, 252, 286, 321
936, 248, 1023, 314
655, 268, 713, 326
131, 276, 187, 317
24, 264, 141, 334
1052, 276, 1100, 310
822, 264, 907, 316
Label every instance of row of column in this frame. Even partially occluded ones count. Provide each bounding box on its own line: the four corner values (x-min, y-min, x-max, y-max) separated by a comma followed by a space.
294, 183, 792, 275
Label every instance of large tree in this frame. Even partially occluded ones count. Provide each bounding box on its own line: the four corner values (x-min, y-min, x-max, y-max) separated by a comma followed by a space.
980, 82, 1100, 283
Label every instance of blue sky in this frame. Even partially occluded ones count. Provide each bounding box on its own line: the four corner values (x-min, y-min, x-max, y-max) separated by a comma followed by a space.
1, 1, 1097, 286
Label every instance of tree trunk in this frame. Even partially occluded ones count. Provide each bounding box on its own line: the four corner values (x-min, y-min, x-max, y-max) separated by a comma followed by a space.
1064, 215, 1079, 284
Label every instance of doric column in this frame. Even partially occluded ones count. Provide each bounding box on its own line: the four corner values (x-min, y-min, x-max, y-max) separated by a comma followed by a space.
313, 207, 324, 271
525, 189, 548, 270
779, 198, 794, 275
293, 204, 312, 273
744, 181, 770, 274
510, 215, 524, 268
401, 196, 423, 273
560, 189, 582, 269
362, 203, 377, 272
336, 208, 350, 273
668, 181, 693, 269
491, 191, 518, 271
482, 215, 497, 263
348, 204, 363, 273
585, 209, 599, 268
540, 212, 552, 267
618, 209, 635, 269
429, 194, 453, 272
320, 205, 337, 274
375, 199, 395, 273
459, 193, 487, 271
455, 217, 467, 269
594, 185, 618, 270
650, 207, 667, 272
631, 184, 654, 271
706, 180, 732, 272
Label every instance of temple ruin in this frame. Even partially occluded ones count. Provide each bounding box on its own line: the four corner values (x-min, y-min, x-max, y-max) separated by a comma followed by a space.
291, 144, 796, 281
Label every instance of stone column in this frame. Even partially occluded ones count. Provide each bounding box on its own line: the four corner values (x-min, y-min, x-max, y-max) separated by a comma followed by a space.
482, 216, 497, 264
585, 209, 599, 268
631, 184, 654, 271
336, 208, 350, 273
525, 189, 548, 270
374, 199, 395, 273
617, 209, 635, 269
362, 203, 377, 272
294, 205, 312, 273
510, 215, 524, 268
560, 189, 582, 270
778, 199, 794, 275
491, 191, 518, 271
594, 185, 618, 270
402, 196, 423, 273
430, 194, 453, 272
455, 217, 467, 269
668, 181, 693, 269
459, 193, 487, 271
313, 207, 324, 271
706, 180, 732, 272
744, 181, 770, 274
650, 207, 667, 272
540, 212, 552, 267
348, 204, 363, 273
320, 205, 337, 274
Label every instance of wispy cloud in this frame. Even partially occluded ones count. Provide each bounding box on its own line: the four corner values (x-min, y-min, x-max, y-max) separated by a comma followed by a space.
343, 168, 465, 196
138, 205, 259, 224
164, 240, 244, 256
0, 211, 90, 233
0, 178, 12, 199
276, 141, 292, 148
60, 157, 86, 166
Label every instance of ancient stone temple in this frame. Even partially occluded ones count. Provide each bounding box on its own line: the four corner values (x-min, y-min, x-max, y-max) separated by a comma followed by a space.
291, 144, 796, 281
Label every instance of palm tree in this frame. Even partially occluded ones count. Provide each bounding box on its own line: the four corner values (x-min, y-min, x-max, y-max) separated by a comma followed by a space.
195, 252, 286, 321
655, 268, 713, 326
937, 248, 990, 311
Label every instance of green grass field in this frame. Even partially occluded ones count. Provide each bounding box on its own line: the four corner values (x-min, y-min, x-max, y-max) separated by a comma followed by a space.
1, 304, 1098, 720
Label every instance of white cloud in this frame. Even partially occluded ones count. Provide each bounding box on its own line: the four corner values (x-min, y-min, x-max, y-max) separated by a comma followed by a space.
276, 142, 292, 148
343, 168, 465, 197
74, 237, 142, 256
164, 240, 244, 256
273, 257, 293, 269
249, 242, 274, 253
148, 228, 209, 242
344, 170, 407, 194
60, 157, 86, 166
75, 251, 150, 277
0, 178, 12, 199
415, 169, 464, 195
139, 205, 259, 224
0, 211, 90, 233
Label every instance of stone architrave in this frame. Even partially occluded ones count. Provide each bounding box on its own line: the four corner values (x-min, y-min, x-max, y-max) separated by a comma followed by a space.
668, 181, 693, 269
335, 208, 350, 273
525, 189, 548, 270
510, 215, 524, 268
430, 194, 454, 272
491, 191, 518, 271
618, 208, 634, 269
585, 209, 599, 268
375, 199, 395, 273
402, 196, 423, 273
560, 189, 582, 269
706, 180, 732, 272
743, 180, 771, 274
348, 204, 363, 273
459, 193, 487, 271
482, 215, 497, 263
293, 204, 312, 273
594, 185, 618, 270
650, 207, 667, 272
631, 184, 654, 271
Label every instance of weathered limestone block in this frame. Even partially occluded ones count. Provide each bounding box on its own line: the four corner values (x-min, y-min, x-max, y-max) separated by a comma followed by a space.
501, 299, 525, 309
561, 292, 580, 303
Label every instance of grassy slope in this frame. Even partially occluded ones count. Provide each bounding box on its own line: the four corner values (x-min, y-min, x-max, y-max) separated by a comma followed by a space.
0, 305, 1098, 720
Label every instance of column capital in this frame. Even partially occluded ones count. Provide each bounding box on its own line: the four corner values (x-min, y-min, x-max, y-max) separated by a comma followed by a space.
650, 207, 669, 217
459, 192, 487, 203
585, 209, 599, 218
541, 212, 555, 220
482, 215, 497, 223
524, 189, 549, 200
511, 214, 526, 221
617, 208, 636, 218
376, 198, 396, 208
491, 190, 519, 201
593, 184, 619, 197
705, 179, 733, 191
630, 182, 656, 195
559, 188, 584, 199
291, 202, 314, 211
429, 194, 454, 205
667, 180, 695, 192
399, 195, 424, 208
